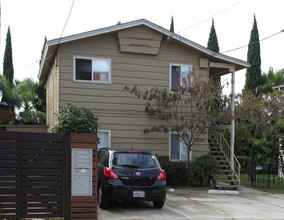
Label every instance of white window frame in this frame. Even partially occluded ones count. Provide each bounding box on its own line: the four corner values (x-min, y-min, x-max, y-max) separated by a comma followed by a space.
169, 132, 192, 161
73, 56, 112, 84
169, 63, 193, 91
97, 129, 111, 149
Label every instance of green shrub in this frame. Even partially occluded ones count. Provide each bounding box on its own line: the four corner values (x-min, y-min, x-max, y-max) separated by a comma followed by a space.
187, 154, 221, 186
51, 103, 98, 134
162, 162, 187, 186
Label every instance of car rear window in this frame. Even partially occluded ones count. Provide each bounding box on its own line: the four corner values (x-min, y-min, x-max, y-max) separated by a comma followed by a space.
112, 152, 159, 168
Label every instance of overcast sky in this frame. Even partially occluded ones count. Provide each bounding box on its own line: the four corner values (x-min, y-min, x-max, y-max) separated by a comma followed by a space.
1, 0, 284, 94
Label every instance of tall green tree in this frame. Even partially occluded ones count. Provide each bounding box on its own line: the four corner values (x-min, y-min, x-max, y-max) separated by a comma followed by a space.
34, 80, 46, 114
234, 90, 284, 186
37, 37, 47, 115
245, 15, 261, 93
207, 18, 219, 53
39, 36, 47, 67
3, 26, 14, 86
170, 16, 174, 33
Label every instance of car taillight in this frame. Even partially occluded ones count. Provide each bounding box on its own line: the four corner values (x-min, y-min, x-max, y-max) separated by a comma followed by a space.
104, 167, 119, 179
156, 169, 166, 180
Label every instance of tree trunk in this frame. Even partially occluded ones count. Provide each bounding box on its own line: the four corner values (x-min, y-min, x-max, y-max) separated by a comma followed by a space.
186, 144, 192, 186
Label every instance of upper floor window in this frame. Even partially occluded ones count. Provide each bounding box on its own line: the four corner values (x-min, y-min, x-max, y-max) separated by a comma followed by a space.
170, 64, 193, 91
74, 56, 111, 84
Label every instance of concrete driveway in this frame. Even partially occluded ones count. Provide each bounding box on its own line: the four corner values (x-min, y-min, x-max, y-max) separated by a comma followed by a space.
98, 187, 284, 219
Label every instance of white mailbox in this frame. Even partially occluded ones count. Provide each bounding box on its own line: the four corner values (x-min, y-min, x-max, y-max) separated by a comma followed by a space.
72, 149, 93, 196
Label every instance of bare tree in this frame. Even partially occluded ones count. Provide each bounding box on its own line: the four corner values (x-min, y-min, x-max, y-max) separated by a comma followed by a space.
124, 74, 230, 168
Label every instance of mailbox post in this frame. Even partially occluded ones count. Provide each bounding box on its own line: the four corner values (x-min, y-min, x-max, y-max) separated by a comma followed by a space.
72, 149, 93, 196
70, 133, 98, 220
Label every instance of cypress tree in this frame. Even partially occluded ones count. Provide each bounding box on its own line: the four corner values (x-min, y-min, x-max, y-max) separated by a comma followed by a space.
170, 16, 174, 33
39, 36, 47, 67
207, 18, 219, 53
3, 26, 14, 86
244, 15, 261, 93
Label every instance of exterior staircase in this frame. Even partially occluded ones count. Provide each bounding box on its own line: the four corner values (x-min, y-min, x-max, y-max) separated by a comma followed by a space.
209, 121, 241, 190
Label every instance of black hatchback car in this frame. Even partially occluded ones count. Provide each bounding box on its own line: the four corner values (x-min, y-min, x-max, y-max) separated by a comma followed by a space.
97, 147, 166, 209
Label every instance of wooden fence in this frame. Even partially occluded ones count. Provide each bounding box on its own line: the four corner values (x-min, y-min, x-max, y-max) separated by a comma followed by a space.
0, 131, 98, 219
0, 131, 70, 219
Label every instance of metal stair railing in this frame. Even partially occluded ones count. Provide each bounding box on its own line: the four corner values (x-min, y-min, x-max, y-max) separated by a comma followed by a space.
210, 120, 241, 185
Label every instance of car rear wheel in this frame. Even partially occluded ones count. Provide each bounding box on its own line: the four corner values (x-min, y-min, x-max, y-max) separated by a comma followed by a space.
153, 201, 164, 208
98, 184, 108, 209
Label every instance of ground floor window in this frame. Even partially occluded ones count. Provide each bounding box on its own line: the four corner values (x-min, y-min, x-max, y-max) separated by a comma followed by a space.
169, 133, 192, 161
98, 130, 111, 150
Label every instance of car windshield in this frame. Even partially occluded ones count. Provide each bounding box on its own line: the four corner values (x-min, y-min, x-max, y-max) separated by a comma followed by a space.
112, 152, 159, 169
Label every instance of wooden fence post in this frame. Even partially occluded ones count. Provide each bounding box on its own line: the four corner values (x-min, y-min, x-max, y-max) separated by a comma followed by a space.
63, 134, 71, 220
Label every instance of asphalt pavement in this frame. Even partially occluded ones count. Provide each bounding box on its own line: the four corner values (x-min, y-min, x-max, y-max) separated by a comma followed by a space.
98, 186, 284, 219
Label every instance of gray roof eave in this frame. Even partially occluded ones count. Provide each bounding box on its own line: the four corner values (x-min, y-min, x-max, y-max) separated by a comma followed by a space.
38, 19, 249, 80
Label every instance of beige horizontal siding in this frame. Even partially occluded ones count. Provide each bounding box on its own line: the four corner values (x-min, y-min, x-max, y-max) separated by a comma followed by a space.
46, 59, 59, 129
56, 27, 209, 158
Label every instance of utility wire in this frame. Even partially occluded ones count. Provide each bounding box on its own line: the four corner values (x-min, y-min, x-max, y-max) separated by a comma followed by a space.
45, 0, 75, 59
177, 0, 242, 34
16, 61, 40, 69
5, 0, 76, 77
58, 0, 75, 44
221, 29, 284, 54
39, 0, 75, 75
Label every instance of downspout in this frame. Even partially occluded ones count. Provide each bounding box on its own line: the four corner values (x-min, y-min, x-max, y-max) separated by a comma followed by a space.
230, 67, 236, 172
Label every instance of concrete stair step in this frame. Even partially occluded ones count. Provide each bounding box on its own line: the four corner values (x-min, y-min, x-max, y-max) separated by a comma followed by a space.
209, 143, 220, 146
215, 183, 239, 190
210, 151, 222, 155
214, 174, 237, 178
216, 160, 228, 163
220, 166, 231, 169
214, 155, 226, 159
216, 179, 239, 184
220, 170, 233, 174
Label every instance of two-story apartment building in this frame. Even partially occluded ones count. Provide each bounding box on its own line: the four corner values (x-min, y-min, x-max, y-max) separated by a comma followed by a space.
38, 19, 249, 163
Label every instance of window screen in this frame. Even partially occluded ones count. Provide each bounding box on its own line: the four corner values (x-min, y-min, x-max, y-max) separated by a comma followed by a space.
170, 133, 190, 161
170, 134, 180, 160
170, 64, 193, 90
171, 66, 180, 90
93, 59, 110, 82
75, 58, 92, 81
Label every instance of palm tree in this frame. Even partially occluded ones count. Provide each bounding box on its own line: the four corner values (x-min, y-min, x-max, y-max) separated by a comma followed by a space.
0, 75, 21, 121
14, 78, 46, 124
256, 67, 284, 94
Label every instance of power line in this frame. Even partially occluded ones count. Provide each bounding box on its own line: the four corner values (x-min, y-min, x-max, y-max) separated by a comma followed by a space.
7, 0, 76, 77
58, 0, 75, 44
15, 60, 40, 70
221, 29, 284, 54
39, 0, 75, 76
177, 0, 242, 34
